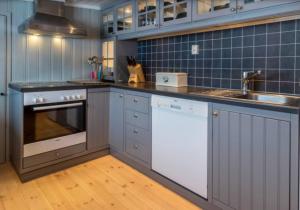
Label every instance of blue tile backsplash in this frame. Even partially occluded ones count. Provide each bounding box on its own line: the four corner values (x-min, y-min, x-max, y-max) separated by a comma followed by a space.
138, 19, 300, 95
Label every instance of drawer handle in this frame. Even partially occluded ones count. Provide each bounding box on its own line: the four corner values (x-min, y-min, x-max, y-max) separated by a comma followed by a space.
212, 111, 219, 117
133, 129, 139, 134
119, 94, 123, 98
134, 144, 139, 149
170, 104, 181, 110
133, 98, 138, 103
133, 114, 138, 118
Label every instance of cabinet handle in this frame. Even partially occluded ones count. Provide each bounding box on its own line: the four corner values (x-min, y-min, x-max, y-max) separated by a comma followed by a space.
133, 98, 138, 103
119, 94, 123, 98
237, 5, 243, 10
133, 114, 138, 118
230, 7, 236, 12
134, 144, 139, 149
133, 129, 139, 134
212, 111, 219, 117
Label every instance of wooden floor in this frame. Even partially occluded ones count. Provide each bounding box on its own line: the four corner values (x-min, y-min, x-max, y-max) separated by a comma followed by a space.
0, 155, 201, 210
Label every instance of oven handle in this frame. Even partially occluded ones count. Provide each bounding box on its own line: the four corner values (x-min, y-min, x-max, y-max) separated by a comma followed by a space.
32, 102, 84, 111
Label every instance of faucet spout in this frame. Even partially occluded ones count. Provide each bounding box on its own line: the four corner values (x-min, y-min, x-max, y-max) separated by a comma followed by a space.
242, 70, 261, 95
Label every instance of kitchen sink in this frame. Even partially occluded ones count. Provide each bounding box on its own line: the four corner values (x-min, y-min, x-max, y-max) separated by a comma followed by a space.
224, 92, 300, 106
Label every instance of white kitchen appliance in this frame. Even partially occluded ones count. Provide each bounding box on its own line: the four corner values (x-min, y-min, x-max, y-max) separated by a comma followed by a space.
156, 72, 187, 87
23, 89, 87, 157
151, 95, 208, 198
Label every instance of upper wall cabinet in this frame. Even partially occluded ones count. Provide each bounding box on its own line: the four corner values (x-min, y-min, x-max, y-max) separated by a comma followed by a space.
136, 0, 159, 31
237, 0, 299, 12
160, 0, 192, 26
102, 9, 115, 37
193, 0, 237, 21
116, 1, 135, 34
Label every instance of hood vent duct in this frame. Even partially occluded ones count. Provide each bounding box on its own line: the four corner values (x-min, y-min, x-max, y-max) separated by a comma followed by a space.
18, 0, 87, 38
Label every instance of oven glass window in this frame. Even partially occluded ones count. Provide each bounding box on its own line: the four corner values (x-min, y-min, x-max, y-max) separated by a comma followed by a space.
24, 102, 86, 144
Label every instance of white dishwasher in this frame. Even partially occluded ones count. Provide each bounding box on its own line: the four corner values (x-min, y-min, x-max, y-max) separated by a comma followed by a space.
151, 95, 208, 198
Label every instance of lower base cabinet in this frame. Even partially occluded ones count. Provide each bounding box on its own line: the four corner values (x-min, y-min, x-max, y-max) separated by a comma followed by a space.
211, 103, 298, 210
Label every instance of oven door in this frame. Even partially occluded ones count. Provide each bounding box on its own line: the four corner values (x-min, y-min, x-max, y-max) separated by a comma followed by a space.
23, 101, 86, 157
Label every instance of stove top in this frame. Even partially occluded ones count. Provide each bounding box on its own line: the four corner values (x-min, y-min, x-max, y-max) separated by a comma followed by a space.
13, 82, 76, 88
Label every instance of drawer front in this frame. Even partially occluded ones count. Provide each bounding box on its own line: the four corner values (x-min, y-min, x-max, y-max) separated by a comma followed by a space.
125, 94, 149, 113
125, 110, 149, 129
125, 125, 150, 163
23, 143, 86, 168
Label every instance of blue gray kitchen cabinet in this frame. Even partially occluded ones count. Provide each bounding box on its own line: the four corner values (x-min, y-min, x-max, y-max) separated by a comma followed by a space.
124, 91, 152, 167
101, 8, 116, 37
136, 0, 160, 31
192, 0, 237, 21
87, 88, 110, 152
109, 89, 125, 153
159, 0, 192, 26
237, 0, 299, 13
115, 1, 135, 35
211, 103, 299, 210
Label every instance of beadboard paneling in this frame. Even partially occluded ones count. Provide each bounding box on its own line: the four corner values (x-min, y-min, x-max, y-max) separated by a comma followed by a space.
10, 0, 101, 82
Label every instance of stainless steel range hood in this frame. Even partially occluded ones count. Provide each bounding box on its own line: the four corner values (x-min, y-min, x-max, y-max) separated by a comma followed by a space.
18, 0, 87, 38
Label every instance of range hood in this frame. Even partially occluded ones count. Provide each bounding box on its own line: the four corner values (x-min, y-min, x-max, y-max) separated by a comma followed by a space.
18, 0, 87, 38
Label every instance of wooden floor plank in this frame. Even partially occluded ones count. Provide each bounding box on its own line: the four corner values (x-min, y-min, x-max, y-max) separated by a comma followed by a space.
0, 155, 201, 210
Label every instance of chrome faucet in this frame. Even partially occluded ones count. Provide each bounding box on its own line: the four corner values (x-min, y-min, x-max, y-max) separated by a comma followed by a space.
242, 70, 262, 95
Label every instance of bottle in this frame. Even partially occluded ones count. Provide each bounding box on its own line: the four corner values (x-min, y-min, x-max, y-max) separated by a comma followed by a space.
98, 64, 103, 81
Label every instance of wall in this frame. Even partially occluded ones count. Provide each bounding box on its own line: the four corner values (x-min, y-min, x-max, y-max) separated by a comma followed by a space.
1, 0, 101, 82
138, 19, 300, 95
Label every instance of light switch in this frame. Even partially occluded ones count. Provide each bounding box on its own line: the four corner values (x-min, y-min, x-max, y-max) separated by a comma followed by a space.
191, 45, 199, 55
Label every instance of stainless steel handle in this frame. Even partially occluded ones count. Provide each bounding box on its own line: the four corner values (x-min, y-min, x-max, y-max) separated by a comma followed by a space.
133, 98, 138, 103
134, 144, 139, 149
133, 114, 138, 118
170, 104, 181, 110
230, 7, 237, 12
133, 129, 139, 134
237, 5, 243, 10
119, 94, 123, 98
212, 111, 219, 117
0, 92, 6, 96
33, 102, 83, 111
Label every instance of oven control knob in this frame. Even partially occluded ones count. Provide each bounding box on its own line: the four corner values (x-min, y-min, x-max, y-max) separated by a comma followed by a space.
71, 95, 76, 100
76, 95, 82, 99
65, 96, 70, 101
38, 97, 45, 103
32, 98, 38, 103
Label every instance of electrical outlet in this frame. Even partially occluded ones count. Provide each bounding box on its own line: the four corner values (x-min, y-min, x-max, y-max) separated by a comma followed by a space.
191, 45, 199, 55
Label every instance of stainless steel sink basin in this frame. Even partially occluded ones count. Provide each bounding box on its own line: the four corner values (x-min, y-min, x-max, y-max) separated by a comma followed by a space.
224, 92, 300, 106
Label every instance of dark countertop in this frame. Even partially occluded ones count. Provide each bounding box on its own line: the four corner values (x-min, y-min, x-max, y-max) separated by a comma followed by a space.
9, 81, 300, 114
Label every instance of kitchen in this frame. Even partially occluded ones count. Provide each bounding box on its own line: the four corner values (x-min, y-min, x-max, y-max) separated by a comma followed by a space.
1, 0, 300, 209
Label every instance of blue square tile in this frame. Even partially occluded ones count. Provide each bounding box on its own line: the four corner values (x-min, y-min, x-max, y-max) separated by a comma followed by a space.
267, 58, 279, 69
267, 33, 280, 45
231, 80, 241, 89
297, 19, 300, 30
213, 49, 222, 58
222, 49, 231, 58
254, 58, 266, 69
281, 44, 295, 57
254, 46, 266, 57
266, 81, 279, 93
243, 58, 254, 68
255, 24, 267, 34
188, 77, 195, 86
213, 39, 221, 49
297, 31, 300, 43
222, 59, 231, 68
197, 33, 204, 41
204, 59, 212, 68
243, 26, 254, 35
280, 57, 295, 69
281, 20, 296, 32
204, 68, 212, 77
204, 40, 213, 49
169, 44, 174, 51
222, 69, 231, 79
212, 59, 221, 68
232, 48, 242, 58
212, 68, 221, 78
182, 35, 188, 42
281, 32, 295, 44
195, 77, 203, 86
212, 79, 221, 88
267, 22, 280, 33
267, 45, 280, 57
254, 34, 266, 46
280, 82, 294, 94
204, 50, 212, 59
232, 37, 242, 48
188, 60, 196, 69
213, 31, 222, 39
243, 47, 254, 58
280, 70, 295, 82
189, 34, 196, 42
221, 79, 231, 88
296, 44, 300, 56
175, 36, 182, 43
203, 78, 212, 87
182, 43, 188, 51
232, 59, 242, 69
204, 32, 213, 40
196, 68, 203, 77
266, 70, 279, 81
296, 57, 300, 69
222, 38, 232, 48
232, 28, 242, 37
243, 36, 254, 47
222, 29, 232, 38
196, 59, 203, 68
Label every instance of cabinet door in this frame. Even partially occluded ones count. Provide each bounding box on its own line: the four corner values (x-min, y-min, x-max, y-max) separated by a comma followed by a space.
136, 0, 160, 31
193, 0, 237, 21
212, 105, 290, 210
237, 0, 298, 12
116, 1, 135, 34
102, 9, 115, 37
109, 91, 124, 152
87, 90, 109, 151
160, 0, 192, 26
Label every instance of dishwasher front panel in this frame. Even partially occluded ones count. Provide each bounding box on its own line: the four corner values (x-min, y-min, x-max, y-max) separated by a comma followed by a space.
151, 95, 208, 199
